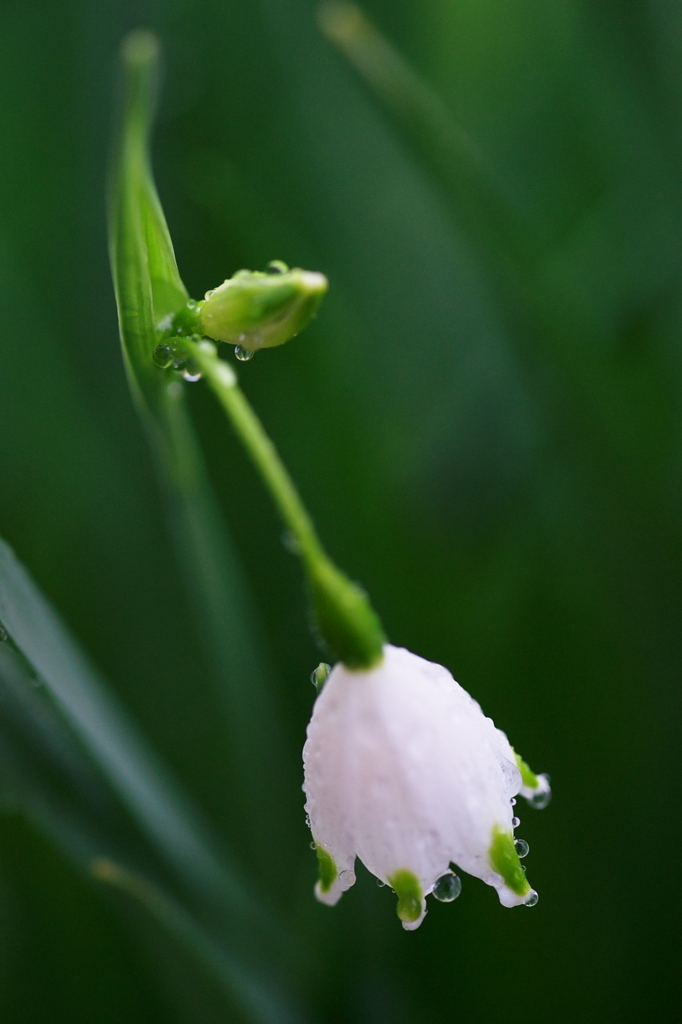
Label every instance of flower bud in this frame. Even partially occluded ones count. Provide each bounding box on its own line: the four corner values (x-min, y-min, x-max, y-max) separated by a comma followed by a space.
196, 264, 328, 351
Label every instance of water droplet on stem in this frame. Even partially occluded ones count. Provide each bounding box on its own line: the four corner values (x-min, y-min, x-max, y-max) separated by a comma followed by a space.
282, 530, 300, 554
152, 343, 175, 369
181, 359, 202, 382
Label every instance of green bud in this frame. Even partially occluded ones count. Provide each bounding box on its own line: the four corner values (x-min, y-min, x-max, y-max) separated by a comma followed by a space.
195, 264, 328, 351
308, 555, 386, 671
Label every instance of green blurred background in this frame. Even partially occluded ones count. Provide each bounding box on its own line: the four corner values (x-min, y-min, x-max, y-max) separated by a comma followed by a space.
1, 0, 681, 1021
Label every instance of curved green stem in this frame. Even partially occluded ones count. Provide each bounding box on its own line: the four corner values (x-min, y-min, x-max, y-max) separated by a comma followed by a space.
185, 340, 386, 670
189, 345, 325, 570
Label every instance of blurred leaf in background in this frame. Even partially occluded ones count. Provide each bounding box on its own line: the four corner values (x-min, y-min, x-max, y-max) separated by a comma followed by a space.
0, 1, 681, 1022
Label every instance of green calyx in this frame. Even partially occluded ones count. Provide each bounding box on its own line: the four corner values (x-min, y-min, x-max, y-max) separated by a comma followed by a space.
315, 845, 338, 893
192, 264, 328, 351
489, 826, 531, 897
514, 751, 539, 790
388, 870, 423, 925
308, 556, 386, 671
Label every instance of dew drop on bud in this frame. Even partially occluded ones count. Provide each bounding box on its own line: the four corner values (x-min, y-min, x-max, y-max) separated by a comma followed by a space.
525, 890, 539, 907
152, 343, 175, 369
234, 345, 255, 362
432, 871, 462, 903
512, 816, 521, 828
514, 838, 529, 858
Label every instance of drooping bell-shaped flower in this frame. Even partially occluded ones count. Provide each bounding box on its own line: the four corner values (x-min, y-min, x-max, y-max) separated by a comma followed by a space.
303, 645, 550, 930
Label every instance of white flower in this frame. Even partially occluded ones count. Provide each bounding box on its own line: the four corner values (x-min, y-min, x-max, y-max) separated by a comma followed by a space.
303, 644, 549, 930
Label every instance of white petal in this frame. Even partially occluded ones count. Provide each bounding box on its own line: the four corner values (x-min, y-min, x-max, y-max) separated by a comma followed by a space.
303, 645, 534, 925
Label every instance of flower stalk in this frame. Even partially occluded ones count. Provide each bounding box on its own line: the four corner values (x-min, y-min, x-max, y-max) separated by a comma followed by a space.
184, 339, 386, 670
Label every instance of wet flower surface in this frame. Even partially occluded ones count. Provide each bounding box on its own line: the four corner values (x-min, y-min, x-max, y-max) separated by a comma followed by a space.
303, 645, 549, 929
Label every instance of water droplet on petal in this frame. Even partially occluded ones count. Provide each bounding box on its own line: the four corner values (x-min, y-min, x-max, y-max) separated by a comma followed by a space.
376, 879, 386, 888
152, 343, 175, 369
512, 816, 521, 829
432, 871, 462, 903
510, 798, 517, 806
529, 773, 552, 809
310, 841, 316, 850
234, 345, 254, 362
514, 838, 529, 858
310, 663, 331, 691
525, 889, 539, 907
266, 260, 288, 275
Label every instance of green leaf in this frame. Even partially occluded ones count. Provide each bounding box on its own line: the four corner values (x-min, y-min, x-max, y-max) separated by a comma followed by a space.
108, 30, 187, 408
